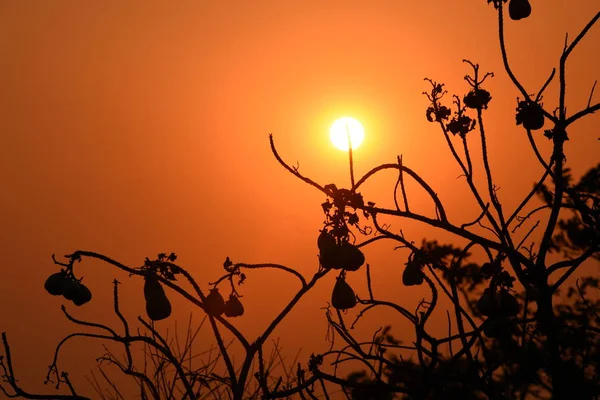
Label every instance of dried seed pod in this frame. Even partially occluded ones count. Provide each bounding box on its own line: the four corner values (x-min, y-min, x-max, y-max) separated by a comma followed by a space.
62, 279, 82, 301
204, 288, 226, 317
45, 272, 67, 296
224, 294, 245, 317
72, 283, 92, 306
331, 277, 357, 310
509, 0, 532, 21
339, 242, 365, 272
144, 276, 172, 321
480, 262, 493, 278
498, 290, 520, 317
477, 288, 496, 316
317, 230, 336, 252
320, 245, 342, 270
402, 261, 424, 286
483, 316, 512, 338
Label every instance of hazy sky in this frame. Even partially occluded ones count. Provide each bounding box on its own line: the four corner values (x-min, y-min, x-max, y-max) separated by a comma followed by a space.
1, 1, 599, 396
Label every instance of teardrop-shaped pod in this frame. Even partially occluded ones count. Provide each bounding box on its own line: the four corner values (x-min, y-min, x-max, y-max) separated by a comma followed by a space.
320, 245, 342, 270
508, 0, 531, 21
339, 242, 365, 272
402, 261, 424, 286
62, 279, 82, 301
480, 262, 494, 278
45, 272, 67, 296
317, 230, 336, 252
224, 294, 245, 317
483, 317, 511, 338
477, 288, 497, 316
331, 277, 357, 310
72, 283, 92, 306
144, 276, 165, 302
146, 296, 172, 321
204, 288, 226, 317
144, 277, 172, 321
498, 290, 520, 317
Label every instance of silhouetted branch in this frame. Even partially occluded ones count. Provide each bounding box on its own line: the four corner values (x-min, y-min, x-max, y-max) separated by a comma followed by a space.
269, 134, 327, 195
352, 163, 448, 222
234, 263, 307, 287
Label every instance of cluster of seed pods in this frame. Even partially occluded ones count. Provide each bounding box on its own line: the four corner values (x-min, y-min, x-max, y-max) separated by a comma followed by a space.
318, 229, 366, 310
45, 270, 92, 306
203, 289, 244, 318
143, 276, 245, 321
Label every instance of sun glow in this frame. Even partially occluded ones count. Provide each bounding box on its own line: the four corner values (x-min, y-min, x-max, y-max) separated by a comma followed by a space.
329, 117, 365, 151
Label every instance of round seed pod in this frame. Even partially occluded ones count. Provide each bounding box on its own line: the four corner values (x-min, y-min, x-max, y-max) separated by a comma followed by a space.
509, 0, 532, 21
45, 272, 67, 296
224, 294, 244, 318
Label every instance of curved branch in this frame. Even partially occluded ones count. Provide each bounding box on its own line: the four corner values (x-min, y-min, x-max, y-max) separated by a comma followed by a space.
366, 205, 502, 251
560, 11, 600, 122
257, 269, 329, 347
269, 134, 327, 195
548, 245, 600, 293
507, 164, 553, 228
353, 163, 448, 222
235, 263, 307, 287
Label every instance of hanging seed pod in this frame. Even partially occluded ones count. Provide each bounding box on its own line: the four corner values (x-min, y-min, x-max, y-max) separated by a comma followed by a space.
508, 0, 531, 21
331, 277, 357, 310
72, 283, 92, 306
320, 245, 342, 270
224, 294, 245, 317
62, 279, 82, 301
339, 242, 365, 272
477, 288, 496, 316
319, 230, 343, 270
402, 261, 424, 286
144, 276, 172, 321
480, 262, 493, 278
483, 316, 512, 338
498, 290, 520, 317
317, 230, 336, 252
204, 288, 226, 317
45, 272, 67, 296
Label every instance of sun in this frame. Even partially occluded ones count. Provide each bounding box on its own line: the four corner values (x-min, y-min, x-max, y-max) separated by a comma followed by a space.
329, 117, 365, 151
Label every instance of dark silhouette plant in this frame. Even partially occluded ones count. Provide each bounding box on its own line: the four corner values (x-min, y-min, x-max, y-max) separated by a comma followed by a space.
1, 1, 599, 399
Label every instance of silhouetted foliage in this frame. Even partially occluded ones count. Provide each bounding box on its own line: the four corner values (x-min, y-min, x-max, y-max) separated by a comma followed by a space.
1, 1, 599, 399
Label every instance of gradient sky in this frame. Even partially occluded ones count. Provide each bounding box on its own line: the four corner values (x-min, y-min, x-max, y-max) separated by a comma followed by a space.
1, 0, 599, 396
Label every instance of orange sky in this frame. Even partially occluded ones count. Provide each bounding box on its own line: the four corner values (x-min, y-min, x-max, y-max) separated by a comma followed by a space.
1, 1, 599, 397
